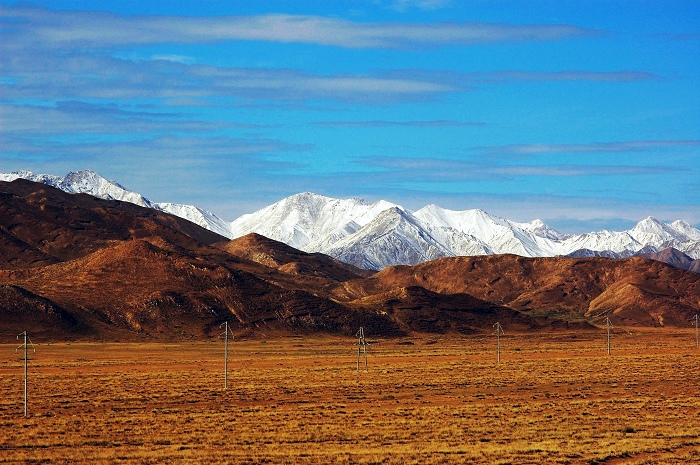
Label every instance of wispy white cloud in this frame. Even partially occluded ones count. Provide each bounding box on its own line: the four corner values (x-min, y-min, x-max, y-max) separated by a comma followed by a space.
150, 54, 196, 64
386, 0, 454, 12
477, 140, 700, 155
385, 68, 662, 85
467, 70, 661, 83
0, 134, 312, 162
231, 154, 687, 202
490, 165, 685, 176
0, 102, 248, 135
361, 156, 685, 181
0, 5, 600, 51
0, 53, 465, 103
653, 32, 700, 41
314, 120, 485, 127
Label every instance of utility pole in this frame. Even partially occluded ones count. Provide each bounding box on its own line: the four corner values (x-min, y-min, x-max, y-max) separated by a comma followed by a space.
356, 327, 371, 372
16, 331, 36, 417
220, 321, 234, 389
694, 314, 699, 349
605, 317, 612, 355
493, 322, 504, 363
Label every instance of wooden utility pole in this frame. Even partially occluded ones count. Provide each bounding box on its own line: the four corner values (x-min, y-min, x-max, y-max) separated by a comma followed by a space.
16, 332, 36, 417
356, 327, 370, 372
493, 322, 504, 363
220, 321, 234, 389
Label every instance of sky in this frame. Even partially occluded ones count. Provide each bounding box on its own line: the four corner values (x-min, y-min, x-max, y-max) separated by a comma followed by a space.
1, 1, 699, 232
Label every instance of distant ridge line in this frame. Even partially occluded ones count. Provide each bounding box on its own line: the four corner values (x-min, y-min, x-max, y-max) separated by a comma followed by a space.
2, 169, 699, 270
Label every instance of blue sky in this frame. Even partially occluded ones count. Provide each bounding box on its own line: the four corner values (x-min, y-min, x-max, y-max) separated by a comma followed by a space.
1, 1, 698, 232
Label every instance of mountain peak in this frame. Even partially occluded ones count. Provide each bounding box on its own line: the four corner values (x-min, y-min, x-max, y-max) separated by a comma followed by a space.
630, 217, 679, 241
288, 191, 331, 202
635, 216, 663, 227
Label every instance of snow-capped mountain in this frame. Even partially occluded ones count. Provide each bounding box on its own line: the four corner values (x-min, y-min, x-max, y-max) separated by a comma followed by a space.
1, 169, 153, 207
226, 194, 700, 268
3, 169, 700, 270
0, 170, 233, 238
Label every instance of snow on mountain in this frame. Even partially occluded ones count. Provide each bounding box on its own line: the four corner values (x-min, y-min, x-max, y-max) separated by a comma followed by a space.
557, 230, 643, 256
324, 206, 454, 270
0, 169, 64, 187
414, 221, 494, 259
155, 203, 233, 239
414, 205, 547, 256
670, 220, 700, 241
229, 192, 399, 252
3, 169, 700, 268
64, 170, 154, 208
518, 218, 571, 241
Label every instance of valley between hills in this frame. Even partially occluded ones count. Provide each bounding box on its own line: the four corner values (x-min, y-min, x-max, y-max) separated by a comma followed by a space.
1, 178, 699, 341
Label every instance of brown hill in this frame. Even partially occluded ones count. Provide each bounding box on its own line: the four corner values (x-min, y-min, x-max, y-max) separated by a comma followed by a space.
1, 178, 698, 340
0, 179, 225, 268
339, 255, 700, 328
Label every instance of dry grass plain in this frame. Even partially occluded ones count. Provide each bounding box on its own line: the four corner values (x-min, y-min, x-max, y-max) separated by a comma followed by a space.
1, 329, 699, 464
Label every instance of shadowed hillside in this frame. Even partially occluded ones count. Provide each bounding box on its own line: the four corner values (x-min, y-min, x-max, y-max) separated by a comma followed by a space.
639, 247, 700, 273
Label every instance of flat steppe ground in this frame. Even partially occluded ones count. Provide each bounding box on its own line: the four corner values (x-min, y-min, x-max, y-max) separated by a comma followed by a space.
1, 329, 699, 464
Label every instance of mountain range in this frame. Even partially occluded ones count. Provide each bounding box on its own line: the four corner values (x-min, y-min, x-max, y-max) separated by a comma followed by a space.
2, 169, 700, 271
1, 177, 699, 340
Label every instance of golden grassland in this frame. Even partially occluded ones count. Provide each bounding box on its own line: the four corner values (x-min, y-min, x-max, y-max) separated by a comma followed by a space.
1, 329, 699, 464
